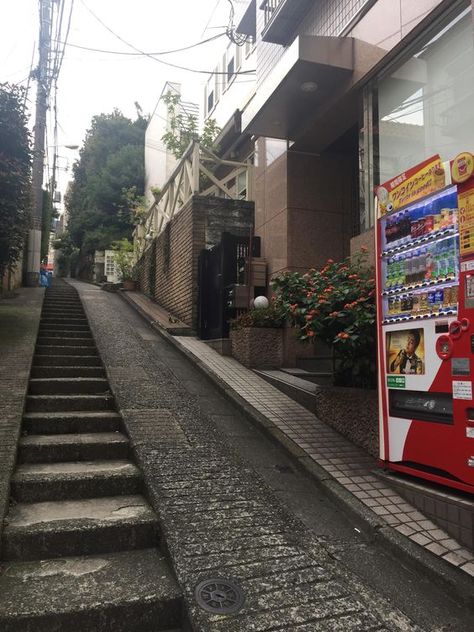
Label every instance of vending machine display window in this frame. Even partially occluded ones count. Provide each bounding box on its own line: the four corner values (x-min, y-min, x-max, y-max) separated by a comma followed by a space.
380, 187, 460, 323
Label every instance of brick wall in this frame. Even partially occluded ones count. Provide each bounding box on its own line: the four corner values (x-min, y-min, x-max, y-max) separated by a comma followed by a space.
136, 196, 254, 327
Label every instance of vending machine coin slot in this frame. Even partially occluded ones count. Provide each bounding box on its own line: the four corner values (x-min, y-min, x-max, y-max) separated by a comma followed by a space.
435, 320, 449, 333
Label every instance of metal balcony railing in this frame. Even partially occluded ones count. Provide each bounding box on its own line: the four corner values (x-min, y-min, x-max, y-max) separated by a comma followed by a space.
260, 0, 313, 44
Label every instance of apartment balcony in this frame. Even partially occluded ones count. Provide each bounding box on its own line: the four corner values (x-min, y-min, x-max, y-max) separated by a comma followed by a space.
260, 0, 313, 44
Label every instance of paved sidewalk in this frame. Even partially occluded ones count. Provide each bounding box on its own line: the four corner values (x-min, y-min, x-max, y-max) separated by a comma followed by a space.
0, 288, 44, 541
119, 290, 474, 584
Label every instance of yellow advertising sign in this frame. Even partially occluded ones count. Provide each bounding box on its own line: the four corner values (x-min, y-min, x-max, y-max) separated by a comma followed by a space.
376, 155, 442, 216
451, 152, 474, 184
458, 184, 474, 257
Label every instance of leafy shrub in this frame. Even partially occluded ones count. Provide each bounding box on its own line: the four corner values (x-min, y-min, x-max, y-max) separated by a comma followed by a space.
230, 304, 286, 330
272, 250, 376, 388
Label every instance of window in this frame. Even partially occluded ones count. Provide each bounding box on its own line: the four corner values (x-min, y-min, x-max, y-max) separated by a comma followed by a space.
377, 5, 474, 184
237, 171, 247, 199
227, 56, 235, 83
207, 89, 214, 115
206, 74, 216, 116
245, 35, 255, 58
105, 255, 115, 277
225, 43, 236, 87
362, 3, 474, 231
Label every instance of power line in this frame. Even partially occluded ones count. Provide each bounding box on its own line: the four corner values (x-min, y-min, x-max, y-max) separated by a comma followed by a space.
53, 32, 226, 57
79, 0, 255, 76
54, 0, 75, 81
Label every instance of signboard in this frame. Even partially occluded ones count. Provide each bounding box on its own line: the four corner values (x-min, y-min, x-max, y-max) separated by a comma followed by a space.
451, 152, 474, 184
458, 183, 474, 257
376, 155, 442, 216
387, 375, 406, 389
387, 329, 425, 375
452, 380, 473, 400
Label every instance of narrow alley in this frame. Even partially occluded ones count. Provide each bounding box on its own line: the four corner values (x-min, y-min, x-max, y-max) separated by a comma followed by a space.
1, 280, 471, 630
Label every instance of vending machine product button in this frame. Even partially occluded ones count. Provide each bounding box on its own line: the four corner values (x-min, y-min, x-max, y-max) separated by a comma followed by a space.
468, 457, 474, 467
466, 428, 474, 438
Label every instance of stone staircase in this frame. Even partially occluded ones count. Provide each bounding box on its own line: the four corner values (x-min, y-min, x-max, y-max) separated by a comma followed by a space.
0, 283, 183, 632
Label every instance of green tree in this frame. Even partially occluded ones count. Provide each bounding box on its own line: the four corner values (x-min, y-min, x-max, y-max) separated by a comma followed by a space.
0, 83, 32, 281
161, 91, 220, 159
66, 110, 146, 261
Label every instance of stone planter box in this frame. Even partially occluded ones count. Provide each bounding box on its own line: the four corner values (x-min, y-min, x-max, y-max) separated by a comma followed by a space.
314, 386, 378, 458
230, 328, 283, 369
122, 279, 137, 291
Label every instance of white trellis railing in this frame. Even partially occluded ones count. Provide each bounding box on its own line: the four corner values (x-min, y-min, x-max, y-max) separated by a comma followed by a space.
134, 141, 254, 254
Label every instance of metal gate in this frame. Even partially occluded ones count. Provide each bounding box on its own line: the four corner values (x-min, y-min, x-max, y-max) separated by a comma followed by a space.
198, 232, 260, 340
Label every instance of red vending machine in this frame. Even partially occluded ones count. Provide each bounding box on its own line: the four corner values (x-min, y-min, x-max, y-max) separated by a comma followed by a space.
376, 152, 474, 494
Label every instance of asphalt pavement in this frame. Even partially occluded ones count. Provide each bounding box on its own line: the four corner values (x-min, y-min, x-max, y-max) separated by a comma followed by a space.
70, 280, 474, 631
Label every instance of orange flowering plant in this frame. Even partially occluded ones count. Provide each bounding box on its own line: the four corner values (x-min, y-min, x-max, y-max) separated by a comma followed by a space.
272, 250, 376, 387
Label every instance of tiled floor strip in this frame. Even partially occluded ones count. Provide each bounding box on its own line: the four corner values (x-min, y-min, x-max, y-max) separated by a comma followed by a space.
176, 337, 474, 578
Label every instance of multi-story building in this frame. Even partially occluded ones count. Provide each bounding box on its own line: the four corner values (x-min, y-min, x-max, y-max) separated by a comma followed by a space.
145, 82, 199, 206
205, 0, 474, 278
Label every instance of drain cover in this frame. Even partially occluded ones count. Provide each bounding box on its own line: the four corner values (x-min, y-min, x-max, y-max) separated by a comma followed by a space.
195, 578, 245, 614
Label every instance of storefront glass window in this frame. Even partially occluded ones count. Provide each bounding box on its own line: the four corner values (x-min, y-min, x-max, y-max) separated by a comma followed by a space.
377, 5, 474, 184
361, 3, 473, 231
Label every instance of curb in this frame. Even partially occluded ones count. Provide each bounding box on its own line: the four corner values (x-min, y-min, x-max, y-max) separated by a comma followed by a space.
118, 290, 474, 609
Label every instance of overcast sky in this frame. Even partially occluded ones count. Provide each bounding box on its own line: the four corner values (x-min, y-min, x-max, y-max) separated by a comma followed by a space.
1, 0, 251, 193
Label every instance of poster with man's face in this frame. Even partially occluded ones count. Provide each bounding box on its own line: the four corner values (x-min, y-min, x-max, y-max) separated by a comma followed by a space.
387, 329, 425, 375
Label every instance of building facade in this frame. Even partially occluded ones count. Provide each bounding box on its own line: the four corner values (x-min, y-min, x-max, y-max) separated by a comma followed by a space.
205, 0, 474, 279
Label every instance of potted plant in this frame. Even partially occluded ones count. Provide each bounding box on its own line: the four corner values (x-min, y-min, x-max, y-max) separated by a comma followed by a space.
230, 302, 285, 368
111, 238, 136, 290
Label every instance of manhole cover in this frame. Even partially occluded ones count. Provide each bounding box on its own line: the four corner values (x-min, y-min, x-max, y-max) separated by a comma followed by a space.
195, 578, 245, 614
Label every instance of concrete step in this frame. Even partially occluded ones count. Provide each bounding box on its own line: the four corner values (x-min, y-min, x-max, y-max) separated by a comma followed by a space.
11, 460, 143, 502
35, 341, 97, 355
43, 303, 83, 308
255, 369, 317, 413
26, 394, 114, 413
38, 329, 92, 338
41, 312, 86, 319
280, 367, 333, 386
33, 354, 101, 366
29, 378, 110, 395
2, 495, 158, 560
22, 411, 122, 434
0, 548, 182, 632
35, 345, 99, 356
40, 318, 88, 325
36, 337, 95, 347
18, 432, 129, 463
42, 308, 85, 314
30, 366, 105, 379
296, 356, 334, 373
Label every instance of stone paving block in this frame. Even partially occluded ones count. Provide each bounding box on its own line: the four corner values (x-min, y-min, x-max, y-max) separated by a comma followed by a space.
73, 282, 473, 630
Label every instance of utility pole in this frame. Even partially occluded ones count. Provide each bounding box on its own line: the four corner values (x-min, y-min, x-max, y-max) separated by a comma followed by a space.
26, 0, 53, 286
